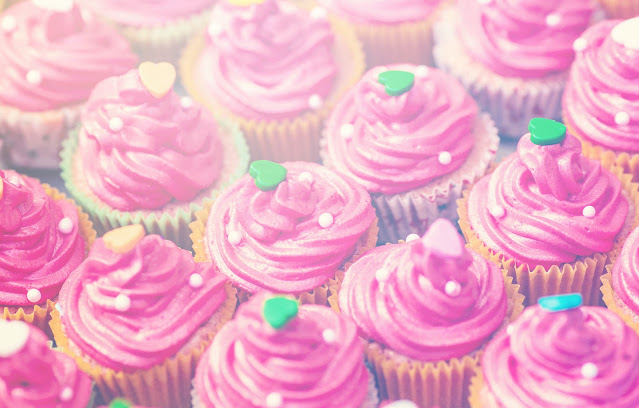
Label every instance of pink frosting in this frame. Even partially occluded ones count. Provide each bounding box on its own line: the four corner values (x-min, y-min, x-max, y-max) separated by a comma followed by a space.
322, 0, 440, 24
612, 226, 639, 313
481, 305, 639, 407
78, 68, 222, 211
0, 170, 85, 306
57, 234, 228, 371
0, 2, 136, 112
206, 162, 375, 295
456, 0, 595, 78
0, 322, 93, 408
339, 219, 507, 361
563, 19, 639, 152
467, 131, 628, 270
194, 293, 369, 407
77, 0, 213, 26
324, 64, 478, 194
195, 0, 337, 120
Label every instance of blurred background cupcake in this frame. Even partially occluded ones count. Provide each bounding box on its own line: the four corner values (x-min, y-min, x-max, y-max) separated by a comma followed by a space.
181, 0, 364, 162
597, 0, 639, 18
0, 0, 136, 168
433, 0, 596, 138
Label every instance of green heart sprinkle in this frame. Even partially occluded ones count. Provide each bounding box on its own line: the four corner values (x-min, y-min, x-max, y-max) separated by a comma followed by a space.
109, 399, 132, 408
249, 160, 287, 191
378, 70, 415, 97
528, 118, 567, 146
263, 296, 299, 330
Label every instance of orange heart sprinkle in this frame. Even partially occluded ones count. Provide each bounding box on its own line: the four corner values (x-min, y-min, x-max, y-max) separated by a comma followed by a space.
103, 225, 145, 254
138, 62, 176, 99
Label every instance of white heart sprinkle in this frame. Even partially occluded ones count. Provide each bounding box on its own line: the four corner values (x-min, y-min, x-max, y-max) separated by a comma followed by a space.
611, 17, 639, 50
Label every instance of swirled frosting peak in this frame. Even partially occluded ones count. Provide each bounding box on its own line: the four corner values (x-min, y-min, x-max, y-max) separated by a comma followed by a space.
324, 64, 479, 194
0, 170, 85, 306
563, 19, 639, 152
0, 320, 93, 408
481, 305, 639, 407
456, 0, 595, 78
339, 218, 507, 361
58, 233, 229, 371
612, 226, 639, 314
194, 292, 369, 407
467, 128, 628, 269
0, 1, 137, 111
78, 67, 223, 211
197, 0, 337, 120
206, 161, 375, 295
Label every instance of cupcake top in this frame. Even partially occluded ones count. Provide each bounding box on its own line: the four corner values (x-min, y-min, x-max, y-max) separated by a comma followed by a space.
467, 118, 628, 269
456, 0, 595, 78
0, 170, 85, 307
194, 293, 369, 407
324, 64, 479, 194
339, 218, 507, 361
0, 320, 93, 408
57, 225, 230, 372
0, 0, 136, 112
612, 226, 639, 314
196, 0, 337, 120
78, 0, 213, 26
206, 160, 376, 295
563, 18, 639, 153
481, 294, 639, 407
321, 0, 440, 24
77, 63, 223, 211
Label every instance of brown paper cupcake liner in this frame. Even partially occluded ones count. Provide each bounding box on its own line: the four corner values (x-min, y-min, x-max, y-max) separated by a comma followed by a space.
180, 18, 365, 163
190, 201, 379, 306
467, 368, 489, 408
597, 0, 639, 18
458, 165, 639, 307
50, 284, 237, 408
601, 269, 639, 336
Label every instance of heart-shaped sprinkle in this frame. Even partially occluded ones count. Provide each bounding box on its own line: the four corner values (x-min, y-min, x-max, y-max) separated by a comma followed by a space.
109, 399, 132, 408
611, 17, 639, 51
378, 70, 415, 97
263, 296, 299, 330
421, 218, 464, 258
249, 160, 287, 191
138, 62, 176, 99
538, 293, 582, 312
0, 320, 30, 357
103, 224, 145, 254
528, 118, 566, 146
228, 0, 264, 6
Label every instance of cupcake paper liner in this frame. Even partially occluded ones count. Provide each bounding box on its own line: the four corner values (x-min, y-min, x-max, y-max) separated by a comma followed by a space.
2, 184, 96, 335
0, 102, 82, 168
60, 119, 249, 249
467, 368, 491, 408
597, 0, 639, 18
433, 8, 566, 138
190, 201, 379, 306
50, 284, 237, 408
458, 165, 639, 307
180, 18, 365, 163
601, 269, 639, 335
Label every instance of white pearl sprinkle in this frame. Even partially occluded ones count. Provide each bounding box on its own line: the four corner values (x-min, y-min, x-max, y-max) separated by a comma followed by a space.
27, 288, 41, 303
308, 94, 323, 110
490, 205, 505, 218
180, 96, 193, 109
26, 69, 42, 85
189, 273, 203, 289
1, 16, 17, 32
581, 362, 599, 379
228, 231, 242, 245
109, 117, 123, 132
322, 328, 336, 343
573, 37, 588, 52
615, 111, 630, 126
114, 294, 131, 312
546, 13, 560, 26
406, 233, 420, 242
266, 392, 283, 408
310, 6, 327, 19
318, 213, 334, 228
298, 172, 313, 183
57, 217, 73, 234
208, 22, 223, 37
376, 268, 391, 282
582, 205, 596, 218
59, 387, 74, 402
391, 123, 400, 131
415, 65, 429, 77
340, 123, 355, 139
506, 324, 515, 335
438, 151, 452, 165
444, 280, 462, 297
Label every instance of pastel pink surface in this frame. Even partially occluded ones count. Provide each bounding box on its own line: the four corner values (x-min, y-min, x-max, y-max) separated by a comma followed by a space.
77, 0, 213, 26
612, 226, 639, 313
0, 2, 137, 111
194, 292, 369, 407
321, 0, 440, 24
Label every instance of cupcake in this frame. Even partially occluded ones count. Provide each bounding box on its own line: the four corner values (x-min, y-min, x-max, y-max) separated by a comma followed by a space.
60, 62, 249, 248
563, 17, 639, 183
469, 293, 639, 407
320, 0, 444, 67
0, 320, 94, 407
181, 0, 365, 162
192, 292, 379, 408
50, 225, 237, 408
0, 170, 95, 332
459, 118, 639, 306
433, 0, 596, 138
332, 219, 524, 408
76, 0, 214, 64
100, 399, 155, 408
597, 0, 639, 18
321, 64, 499, 244
190, 160, 378, 305
0, 0, 136, 168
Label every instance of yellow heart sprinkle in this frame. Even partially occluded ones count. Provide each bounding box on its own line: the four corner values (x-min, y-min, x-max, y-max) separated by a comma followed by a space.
138, 62, 176, 99
103, 225, 146, 254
